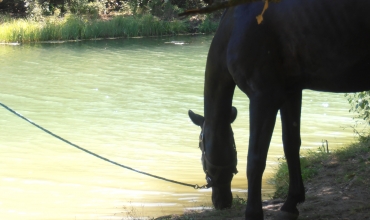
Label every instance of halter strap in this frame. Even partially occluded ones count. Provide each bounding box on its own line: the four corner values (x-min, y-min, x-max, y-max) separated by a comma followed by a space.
199, 125, 238, 188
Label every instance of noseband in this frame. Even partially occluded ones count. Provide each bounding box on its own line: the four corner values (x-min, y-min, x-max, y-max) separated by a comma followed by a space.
199, 125, 238, 188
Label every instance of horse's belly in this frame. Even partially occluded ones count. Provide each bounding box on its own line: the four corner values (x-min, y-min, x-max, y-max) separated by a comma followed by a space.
302, 60, 370, 93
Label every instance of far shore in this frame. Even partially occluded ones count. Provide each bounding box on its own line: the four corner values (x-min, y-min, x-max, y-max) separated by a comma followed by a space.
0, 13, 219, 44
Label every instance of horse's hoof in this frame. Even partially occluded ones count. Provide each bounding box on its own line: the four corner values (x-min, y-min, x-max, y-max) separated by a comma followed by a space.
276, 211, 299, 220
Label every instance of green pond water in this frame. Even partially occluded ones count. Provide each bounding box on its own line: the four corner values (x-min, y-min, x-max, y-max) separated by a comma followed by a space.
0, 35, 357, 219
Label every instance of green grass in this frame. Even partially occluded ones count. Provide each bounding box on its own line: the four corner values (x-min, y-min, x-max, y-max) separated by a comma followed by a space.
0, 14, 190, 43
270, 137, 370, 199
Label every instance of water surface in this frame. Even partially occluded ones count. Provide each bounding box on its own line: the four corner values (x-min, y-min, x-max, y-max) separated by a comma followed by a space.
0, 35, 357, 219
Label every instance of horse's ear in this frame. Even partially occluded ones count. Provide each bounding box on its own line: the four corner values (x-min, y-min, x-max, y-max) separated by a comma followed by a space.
230, 106, 237, 123
188, 110, 204, 126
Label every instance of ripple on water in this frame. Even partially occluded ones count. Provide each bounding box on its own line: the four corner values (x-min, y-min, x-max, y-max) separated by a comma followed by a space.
0, 35, 358, 219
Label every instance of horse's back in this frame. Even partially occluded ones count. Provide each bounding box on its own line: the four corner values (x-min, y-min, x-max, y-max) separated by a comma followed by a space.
213, 0, 370, 94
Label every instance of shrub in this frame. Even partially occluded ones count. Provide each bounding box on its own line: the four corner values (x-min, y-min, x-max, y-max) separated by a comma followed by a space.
0, 0, 28, 15
170, 0, 202, 9
148, 0, 183, 20
69, 0, 105, 16
198, 15, 218, 33
269, 144, 330, 199
346, 91, 370, 125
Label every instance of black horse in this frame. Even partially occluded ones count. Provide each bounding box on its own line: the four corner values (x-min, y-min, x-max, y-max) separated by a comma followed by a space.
188, 0, 370, 219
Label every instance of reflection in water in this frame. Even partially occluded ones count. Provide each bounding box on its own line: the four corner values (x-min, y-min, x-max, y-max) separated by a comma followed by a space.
0, 35, 356, 219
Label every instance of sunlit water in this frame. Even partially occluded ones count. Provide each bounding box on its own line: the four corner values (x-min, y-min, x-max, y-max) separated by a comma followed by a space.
0, 35, 357, 219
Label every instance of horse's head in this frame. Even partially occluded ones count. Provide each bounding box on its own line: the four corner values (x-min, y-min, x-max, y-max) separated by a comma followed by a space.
188, 107, 238, 209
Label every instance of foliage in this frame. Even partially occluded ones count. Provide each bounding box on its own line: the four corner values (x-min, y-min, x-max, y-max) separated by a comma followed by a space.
25, 1, 45, 21
179, 0, 281, 17
0, 0, 122, 18
345, 91, 370, 125
0, 0, 206, 18
68, 0, 105, 17
0, 0, 219, 42
0, 13, 11, 22
170, 0, 201, 9
147, 0, 184, 20
335, 136, 370, 161
198, 14, 218, 33
0, 0, 28, 14
231, 195, 247, 208
269, 137, 370, 199
0, 13, 188, 42
269, 142, 331, 199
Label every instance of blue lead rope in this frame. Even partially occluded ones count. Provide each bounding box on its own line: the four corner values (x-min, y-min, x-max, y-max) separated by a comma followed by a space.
0, 102, 208, 189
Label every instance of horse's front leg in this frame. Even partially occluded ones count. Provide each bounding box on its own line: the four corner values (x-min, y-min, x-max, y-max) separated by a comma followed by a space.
245, 94, 280, 220
279, 91, 305, 220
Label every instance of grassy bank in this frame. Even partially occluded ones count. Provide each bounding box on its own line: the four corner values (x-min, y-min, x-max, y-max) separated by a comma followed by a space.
270, 137, 370, 199
157, 136, 370, 219
0, 14, 219, 43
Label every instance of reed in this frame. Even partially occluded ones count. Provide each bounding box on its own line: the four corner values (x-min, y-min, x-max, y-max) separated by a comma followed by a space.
0, 14, 190, 43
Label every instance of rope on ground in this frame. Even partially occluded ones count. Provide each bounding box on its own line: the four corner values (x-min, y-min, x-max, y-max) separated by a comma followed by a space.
0, 102, 208, 189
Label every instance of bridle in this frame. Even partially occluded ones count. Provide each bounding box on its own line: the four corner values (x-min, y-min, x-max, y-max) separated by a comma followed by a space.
199, 124, 238, 188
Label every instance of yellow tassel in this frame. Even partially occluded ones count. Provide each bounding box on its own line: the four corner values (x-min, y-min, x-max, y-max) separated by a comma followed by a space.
256, 0, 269, 24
